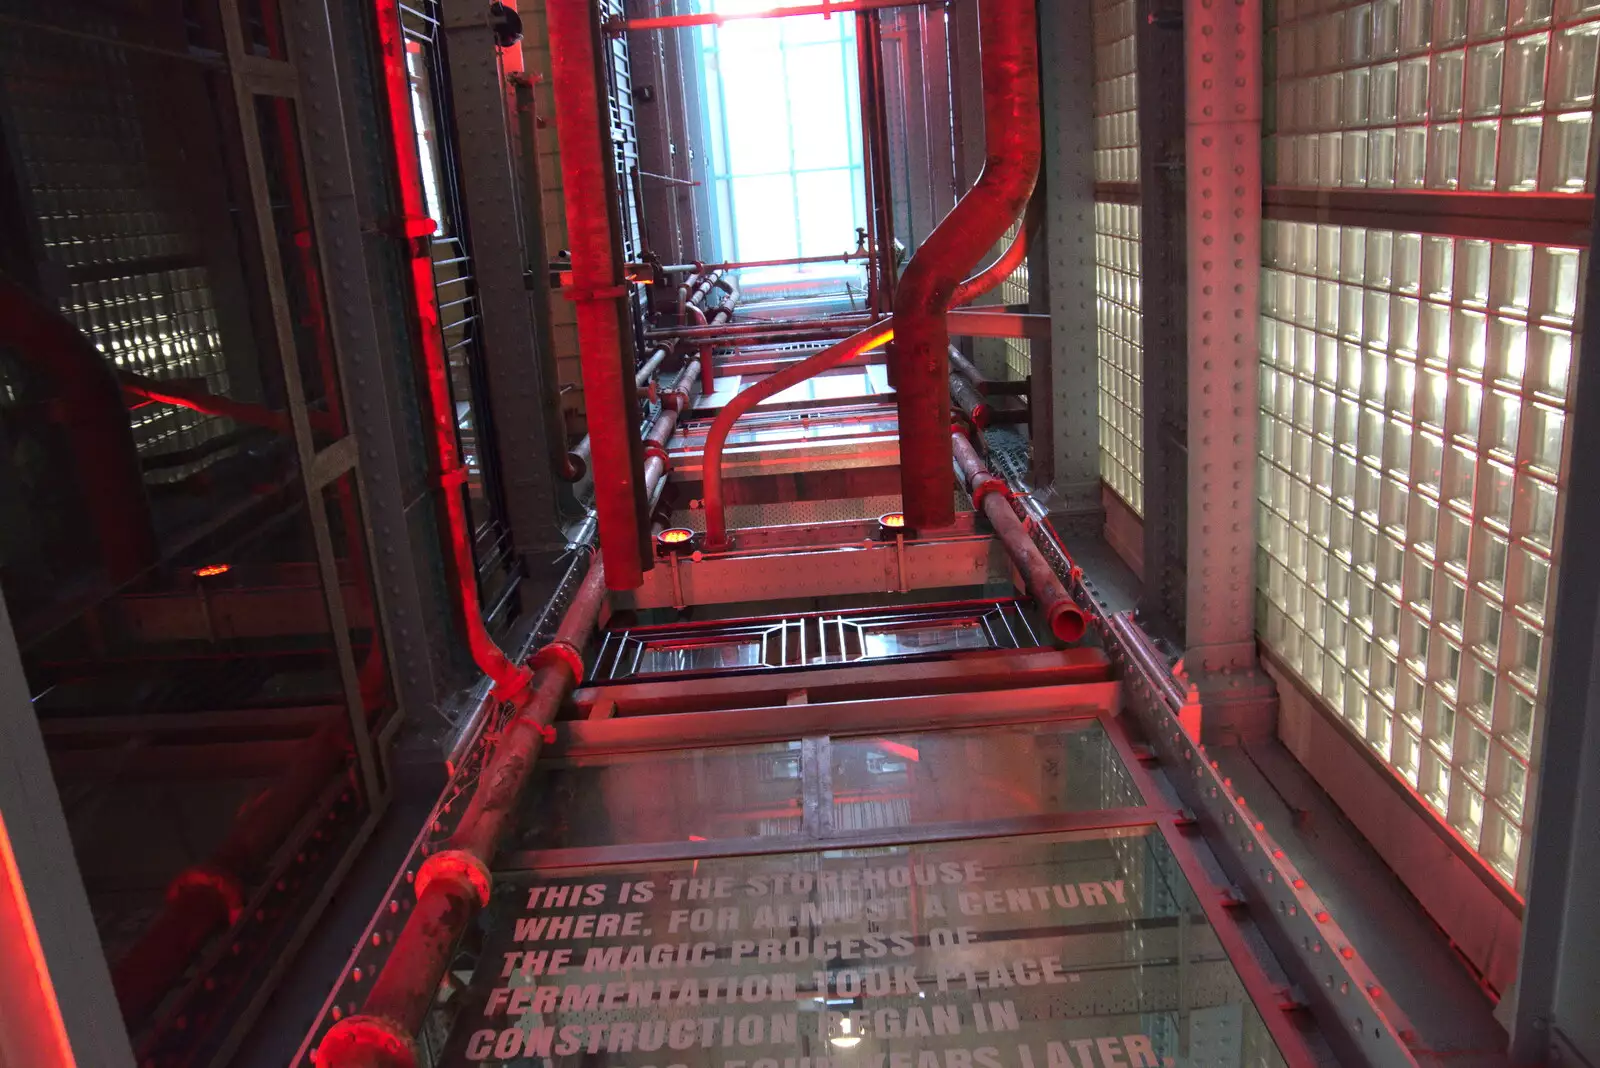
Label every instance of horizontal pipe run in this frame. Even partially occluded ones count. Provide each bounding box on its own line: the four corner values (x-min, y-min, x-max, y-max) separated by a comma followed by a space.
951, 372, 990, 427
317, 559, 608, 1068
564, 347, 670, 483
951, 433, 1085, 644
659, 252, 872, 273
612, 0, 934, 32
645, 315, 872, 343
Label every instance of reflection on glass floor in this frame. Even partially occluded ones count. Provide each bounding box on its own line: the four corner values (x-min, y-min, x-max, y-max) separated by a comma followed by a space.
516, 722, 1141, 851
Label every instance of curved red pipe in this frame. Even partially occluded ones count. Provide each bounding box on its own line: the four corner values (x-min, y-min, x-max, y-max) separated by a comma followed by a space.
950, 194, 1040, 307
891, 0, 1040, 530
701, 321, 894, 547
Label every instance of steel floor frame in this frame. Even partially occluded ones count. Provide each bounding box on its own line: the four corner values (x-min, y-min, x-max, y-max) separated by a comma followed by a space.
288, 504, 1428, 1068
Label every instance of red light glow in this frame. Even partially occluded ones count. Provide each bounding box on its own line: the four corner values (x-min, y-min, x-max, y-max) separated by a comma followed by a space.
193, 563, 231, 578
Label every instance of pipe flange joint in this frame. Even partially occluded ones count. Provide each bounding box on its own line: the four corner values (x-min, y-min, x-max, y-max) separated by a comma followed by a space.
170, 864, 246, 922
970, 474, 1012, 510
661, 388, 691, 413
415, 849, 493, 908
533, 639, 585, 685
488, 665, 535, 703
643, 441, 671, 465
318, 1013, 421, 1068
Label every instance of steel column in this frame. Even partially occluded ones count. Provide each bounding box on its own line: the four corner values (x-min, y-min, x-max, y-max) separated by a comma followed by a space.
1135, 0, 1189, 636
1181, 0, 1265, 712
1035, 0, 1102, 531
0, 591, 135, 1067
289, 0, 437, 724
442, 0, 565, 556
547, 0, 651, 589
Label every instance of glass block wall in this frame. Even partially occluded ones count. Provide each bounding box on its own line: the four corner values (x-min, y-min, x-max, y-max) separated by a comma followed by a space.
1265, 0, 1600, 190
1257, 220, 1583, 887
1093, 0, 1145, 514
1001, 216, 1031, 380
1096, 203, 1146, 513
1093, 0, 1140, 184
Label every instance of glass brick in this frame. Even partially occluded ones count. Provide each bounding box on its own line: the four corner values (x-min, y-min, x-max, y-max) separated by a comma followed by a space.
1498, 116, 1543, 190
1509, 0, 1552, 27
1504, 32, 1550, 113
1399, 55, 1433, 120
1531, 324, 1572, 398
1540, 111, 1593, 192
1494, 748, 1528, 817
1428, 122, 1463, 186
1465, 42, 1505, 117
1401, 0, 1436, 50
1471, 0, 1510, 36
1461, 121, 1499, 188
1436, 0, 1470, 45
1535, 247, 1582, 323
1550, 22, 1600, 110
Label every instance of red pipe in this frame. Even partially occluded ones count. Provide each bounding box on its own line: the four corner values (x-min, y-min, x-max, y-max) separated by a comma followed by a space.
647, 316, 872, 342
549, 0, 649, 589
950, 194, 1040, 307
948, 346, 988, 391
891, 0, 1040, 530
614, 0, 935, 32
119, 372, 340, 438
951, 372, 991, 427
0, 280, 156, 582
318, 558, 609, 1068
860, 11, 897, 308
373, 0, 532, 701
951, 433, 1085, 643
661, 252, 871, 273
702, 321, 894, 547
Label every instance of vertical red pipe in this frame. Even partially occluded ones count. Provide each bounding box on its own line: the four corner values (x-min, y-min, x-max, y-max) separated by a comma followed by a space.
372, 0, 531, 699
892, 0, 1040, 530
853, 12, 882, 315
548, 0, 650, 589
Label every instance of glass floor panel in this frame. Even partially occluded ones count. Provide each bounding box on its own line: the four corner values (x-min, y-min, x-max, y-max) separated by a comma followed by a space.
515, 722, 1139, 852
436, 828, 1287, 1068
